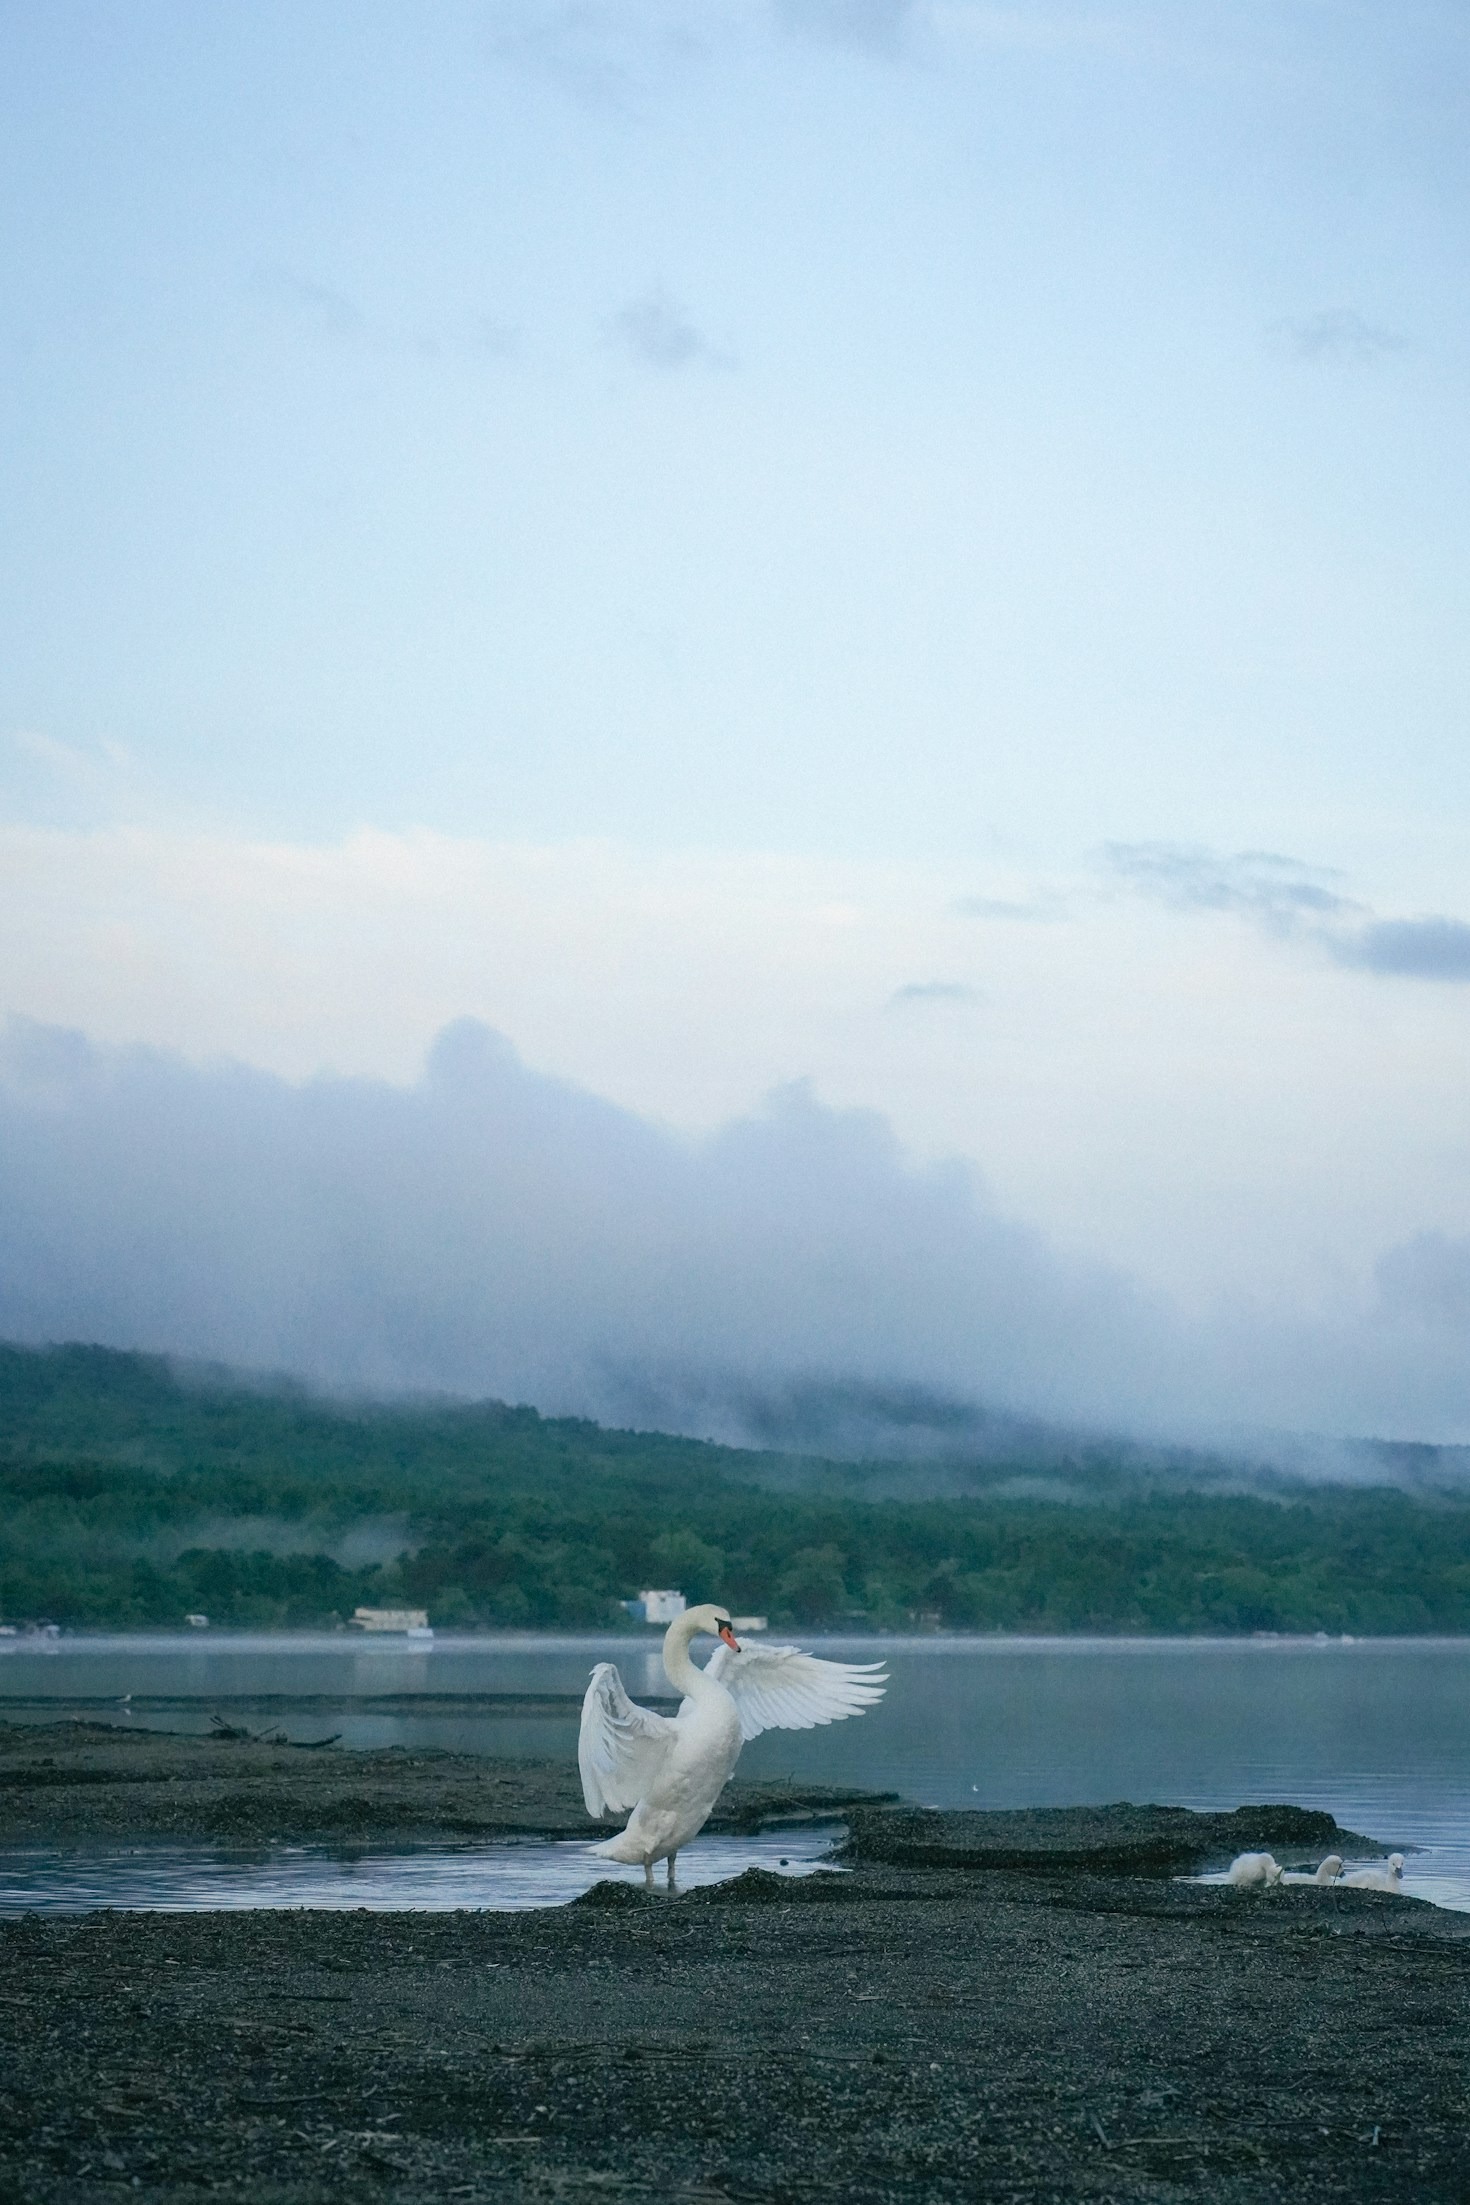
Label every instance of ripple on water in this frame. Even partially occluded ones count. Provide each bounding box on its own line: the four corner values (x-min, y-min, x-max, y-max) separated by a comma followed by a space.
0, 1825, 846, 1917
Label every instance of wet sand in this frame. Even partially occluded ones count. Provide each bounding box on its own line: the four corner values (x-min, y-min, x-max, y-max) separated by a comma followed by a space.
0, 1718, 872, 1846
3, 1722, 1469, 2202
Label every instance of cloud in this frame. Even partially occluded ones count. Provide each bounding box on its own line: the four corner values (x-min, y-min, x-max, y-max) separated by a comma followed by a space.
955, 893, 1066, 923
1374, 1233, 1470, 1328
255, 267, 363, 342
1273, 309, 1407, 365
486, 2, 707, 113
608, 289, 732, 371
887, 981, 982, 1007
774, 0, 916, 56
4, 731, 154, 830
0, 1014, 1168, 1441
253, 266, 517, 362
7, 1015, 1470, 1448
11, 730, 136, 797
1331, 917, 1470, 983
1104, 842, 1356, 932
411, 315, 518, 363
1108, 843, 1470, 989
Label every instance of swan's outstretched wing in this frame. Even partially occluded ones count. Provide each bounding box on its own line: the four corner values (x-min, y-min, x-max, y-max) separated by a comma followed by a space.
705, 1643, 887, 1741
578, 1662, 678, 1818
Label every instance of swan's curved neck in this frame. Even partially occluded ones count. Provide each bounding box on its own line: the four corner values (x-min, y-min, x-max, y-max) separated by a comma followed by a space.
662, 1614, 713, 1698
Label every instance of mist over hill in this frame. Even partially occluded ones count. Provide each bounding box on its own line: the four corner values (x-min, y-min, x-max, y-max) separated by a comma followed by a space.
6, 1016, 1470, 1455
7, 1335, 1470, 1510
654, 1372, 1470, 1500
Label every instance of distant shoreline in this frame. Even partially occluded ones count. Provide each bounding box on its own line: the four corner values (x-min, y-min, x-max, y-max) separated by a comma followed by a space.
8, 1625, 1470, 1647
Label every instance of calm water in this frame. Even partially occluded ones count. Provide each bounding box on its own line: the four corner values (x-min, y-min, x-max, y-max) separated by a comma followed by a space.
4, 1632, 1469, 1910
0, 1828, 842, 1916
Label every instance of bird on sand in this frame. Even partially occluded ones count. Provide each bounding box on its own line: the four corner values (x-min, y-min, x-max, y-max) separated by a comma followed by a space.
1227, 1851, 1284, 1887
578, 1603, 887, 1891
1282, 1854, 1343, 1886
1340, 1853, 1405, 1892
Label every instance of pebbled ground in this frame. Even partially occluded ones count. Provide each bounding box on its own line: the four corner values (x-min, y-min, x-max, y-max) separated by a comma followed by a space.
0, 1719, 877, 1845
1, 1728, 1467, 2203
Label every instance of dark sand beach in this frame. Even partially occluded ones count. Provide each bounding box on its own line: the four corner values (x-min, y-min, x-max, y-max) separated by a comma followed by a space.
3, 1721, 1468, 2202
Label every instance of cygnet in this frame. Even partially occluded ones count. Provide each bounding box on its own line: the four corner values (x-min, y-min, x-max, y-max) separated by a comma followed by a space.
1340, 1853, 1405, 1892
1227, 1851, 1284, 1887
1282, 1854, 1343, 1886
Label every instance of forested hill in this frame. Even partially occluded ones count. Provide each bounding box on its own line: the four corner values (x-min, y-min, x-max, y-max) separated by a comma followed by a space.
3, 1340, 1470, 1635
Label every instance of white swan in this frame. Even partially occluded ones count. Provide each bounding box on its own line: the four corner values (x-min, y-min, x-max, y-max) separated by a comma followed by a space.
578, 1602, 887, 1891
1227, 1851, 1284, 1887
1340, 1853, 1405, 1892
1281, 1853, 1343, 1885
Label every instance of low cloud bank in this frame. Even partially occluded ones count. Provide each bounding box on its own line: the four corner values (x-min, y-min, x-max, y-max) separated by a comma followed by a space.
1, 1016, 1469, 1453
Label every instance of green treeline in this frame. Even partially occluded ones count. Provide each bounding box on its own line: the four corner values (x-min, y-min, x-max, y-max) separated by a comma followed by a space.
1, 1342, 1468, 1635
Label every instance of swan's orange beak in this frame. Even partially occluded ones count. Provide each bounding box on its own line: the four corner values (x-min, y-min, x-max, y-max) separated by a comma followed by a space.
719, 1624, 741, 1651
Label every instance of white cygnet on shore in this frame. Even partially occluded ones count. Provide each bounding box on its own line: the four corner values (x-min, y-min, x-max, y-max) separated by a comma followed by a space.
1227, 1851, 1284, 1887
1340, 1853, 1405, 1892
1281, 1854, 1343, 1886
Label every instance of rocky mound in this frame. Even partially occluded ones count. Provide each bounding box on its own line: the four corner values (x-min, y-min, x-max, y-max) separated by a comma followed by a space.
843, 1800, 1384, 1874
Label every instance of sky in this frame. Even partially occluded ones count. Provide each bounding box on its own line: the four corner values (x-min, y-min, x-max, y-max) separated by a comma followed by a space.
3, 1, 1470, 1444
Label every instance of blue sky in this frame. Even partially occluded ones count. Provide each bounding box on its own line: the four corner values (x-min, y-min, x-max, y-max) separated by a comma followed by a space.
4, 2, 1470, 1438
6, 0, 1468, 855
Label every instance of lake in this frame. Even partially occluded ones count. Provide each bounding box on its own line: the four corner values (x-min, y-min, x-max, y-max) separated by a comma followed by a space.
5, 1631, 1469, 1910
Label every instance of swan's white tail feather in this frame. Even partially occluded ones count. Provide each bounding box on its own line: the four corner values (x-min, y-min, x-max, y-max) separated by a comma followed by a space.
590, 1830, 648, 1862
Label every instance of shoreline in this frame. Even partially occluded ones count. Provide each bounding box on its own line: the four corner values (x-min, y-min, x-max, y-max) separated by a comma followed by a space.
5, 1726, 1469, 2201
0, 1721, 881, 1848
8, 1625, 1470, 1643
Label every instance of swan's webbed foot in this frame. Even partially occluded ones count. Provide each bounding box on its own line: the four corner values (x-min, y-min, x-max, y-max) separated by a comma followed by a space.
666, 1853, 678, 1893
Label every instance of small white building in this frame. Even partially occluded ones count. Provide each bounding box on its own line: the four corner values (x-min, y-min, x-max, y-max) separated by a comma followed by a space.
185, 1613, 210, 1629
629, 1589, 686, 1625
352, 1606, 431, 1634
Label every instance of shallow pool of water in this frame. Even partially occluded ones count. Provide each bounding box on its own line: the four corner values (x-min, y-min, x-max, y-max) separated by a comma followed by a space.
0, 1824, 843, 1916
